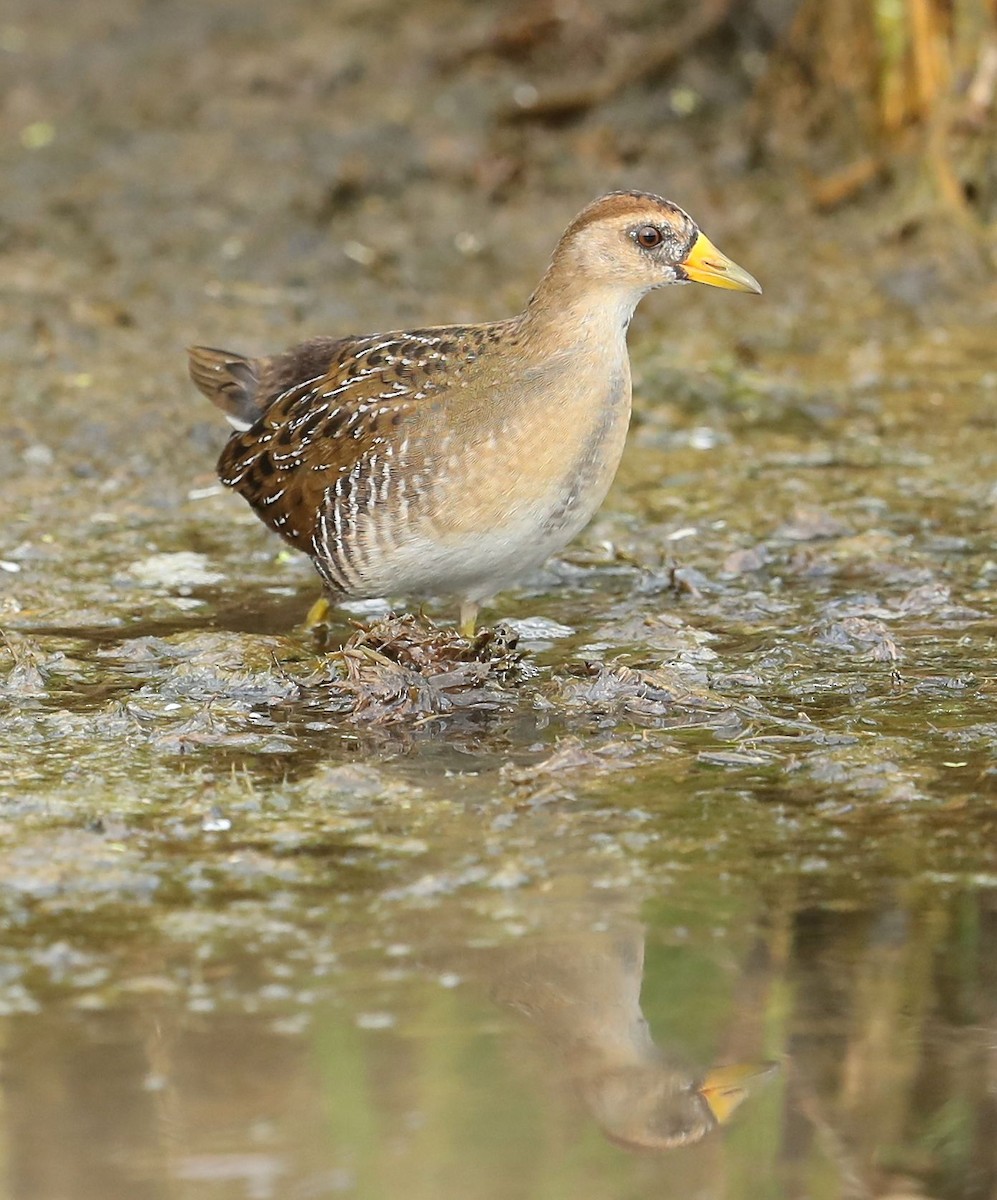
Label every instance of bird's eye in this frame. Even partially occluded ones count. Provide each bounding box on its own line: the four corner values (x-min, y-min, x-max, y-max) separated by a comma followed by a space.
635, 225, 663, 249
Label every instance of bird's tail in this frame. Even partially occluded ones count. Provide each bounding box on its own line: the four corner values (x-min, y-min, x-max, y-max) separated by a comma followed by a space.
188, 345, 265, 432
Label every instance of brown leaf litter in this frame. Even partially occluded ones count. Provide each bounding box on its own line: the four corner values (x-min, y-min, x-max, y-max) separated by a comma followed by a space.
306, 614, 530, 724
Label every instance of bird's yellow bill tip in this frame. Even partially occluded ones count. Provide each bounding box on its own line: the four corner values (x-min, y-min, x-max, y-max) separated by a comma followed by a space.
699, 1061, 778, 1124
681, 231, 762, 294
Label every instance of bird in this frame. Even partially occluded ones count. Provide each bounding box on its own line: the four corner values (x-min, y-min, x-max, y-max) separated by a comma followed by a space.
189, 190, 760, 637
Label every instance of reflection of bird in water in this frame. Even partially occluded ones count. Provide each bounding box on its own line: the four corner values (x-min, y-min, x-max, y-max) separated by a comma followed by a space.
488, 923, 775, 1151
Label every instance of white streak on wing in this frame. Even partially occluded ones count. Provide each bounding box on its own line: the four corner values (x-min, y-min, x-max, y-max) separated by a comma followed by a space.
347, 459, 364, 505
331, 478, 345, 550
289, 400, 329, 431
367, 455, 379, 513
221, 448, 261, 485
321, 376, 369, 402
320, 488, 351, 593
315, 505, 336, 588
273, 373, 326, 410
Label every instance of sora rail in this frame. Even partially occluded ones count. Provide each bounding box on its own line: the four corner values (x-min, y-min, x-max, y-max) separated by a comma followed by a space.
190, 191, 760, 636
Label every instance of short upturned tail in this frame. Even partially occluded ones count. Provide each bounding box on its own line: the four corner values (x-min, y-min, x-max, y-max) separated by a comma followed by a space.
188, 345, 265, 431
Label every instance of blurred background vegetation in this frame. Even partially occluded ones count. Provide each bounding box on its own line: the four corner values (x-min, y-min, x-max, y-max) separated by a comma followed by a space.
495, 0, 997, 222
751, 0, 997, 227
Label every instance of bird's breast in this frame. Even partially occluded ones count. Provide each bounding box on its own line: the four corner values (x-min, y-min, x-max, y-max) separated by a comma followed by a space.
538, 360, 632, 537
436, 352, 632, 545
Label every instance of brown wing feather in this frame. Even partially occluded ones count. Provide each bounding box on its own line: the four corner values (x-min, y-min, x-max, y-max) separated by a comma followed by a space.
188, 337, 354, 430
215, 329, 464, 556
188, 345, 263, 429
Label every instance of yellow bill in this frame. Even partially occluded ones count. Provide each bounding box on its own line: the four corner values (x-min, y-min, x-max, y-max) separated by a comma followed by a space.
698, 1060, 778, 1125
681, 231, 762, 294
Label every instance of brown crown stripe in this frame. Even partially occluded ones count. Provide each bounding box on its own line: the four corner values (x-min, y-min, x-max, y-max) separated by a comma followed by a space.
561, 190, 690, 239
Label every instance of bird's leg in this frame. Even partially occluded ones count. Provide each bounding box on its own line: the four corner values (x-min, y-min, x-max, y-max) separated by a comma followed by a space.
458, 600, 479, 639
305, 595, 331, 629
305, 595, 335, 650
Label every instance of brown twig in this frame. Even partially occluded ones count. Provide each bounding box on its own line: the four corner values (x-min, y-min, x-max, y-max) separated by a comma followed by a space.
807, 156, 890, 211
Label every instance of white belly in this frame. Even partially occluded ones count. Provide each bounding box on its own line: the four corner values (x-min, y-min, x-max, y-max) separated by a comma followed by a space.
348, 489, 600, 602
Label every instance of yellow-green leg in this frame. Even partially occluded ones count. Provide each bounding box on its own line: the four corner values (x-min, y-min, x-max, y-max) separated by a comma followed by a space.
458, 600, 478, 639
305, 595, 331, 629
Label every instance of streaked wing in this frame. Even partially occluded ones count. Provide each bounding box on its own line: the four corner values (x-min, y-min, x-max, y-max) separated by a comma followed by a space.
217, 329, 461, 557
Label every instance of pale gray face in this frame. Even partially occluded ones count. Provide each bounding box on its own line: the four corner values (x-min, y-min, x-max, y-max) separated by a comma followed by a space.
555, 194, 698, 290
622, 207, 700, 285
556, 191, 761, 297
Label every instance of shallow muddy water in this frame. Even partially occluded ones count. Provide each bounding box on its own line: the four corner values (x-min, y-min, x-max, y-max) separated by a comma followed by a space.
1, 325, 993, 1199
1, 1, 996, 1198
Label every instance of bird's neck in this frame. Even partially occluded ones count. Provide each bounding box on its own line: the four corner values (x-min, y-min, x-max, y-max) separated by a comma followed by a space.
519, 264, 646, 358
